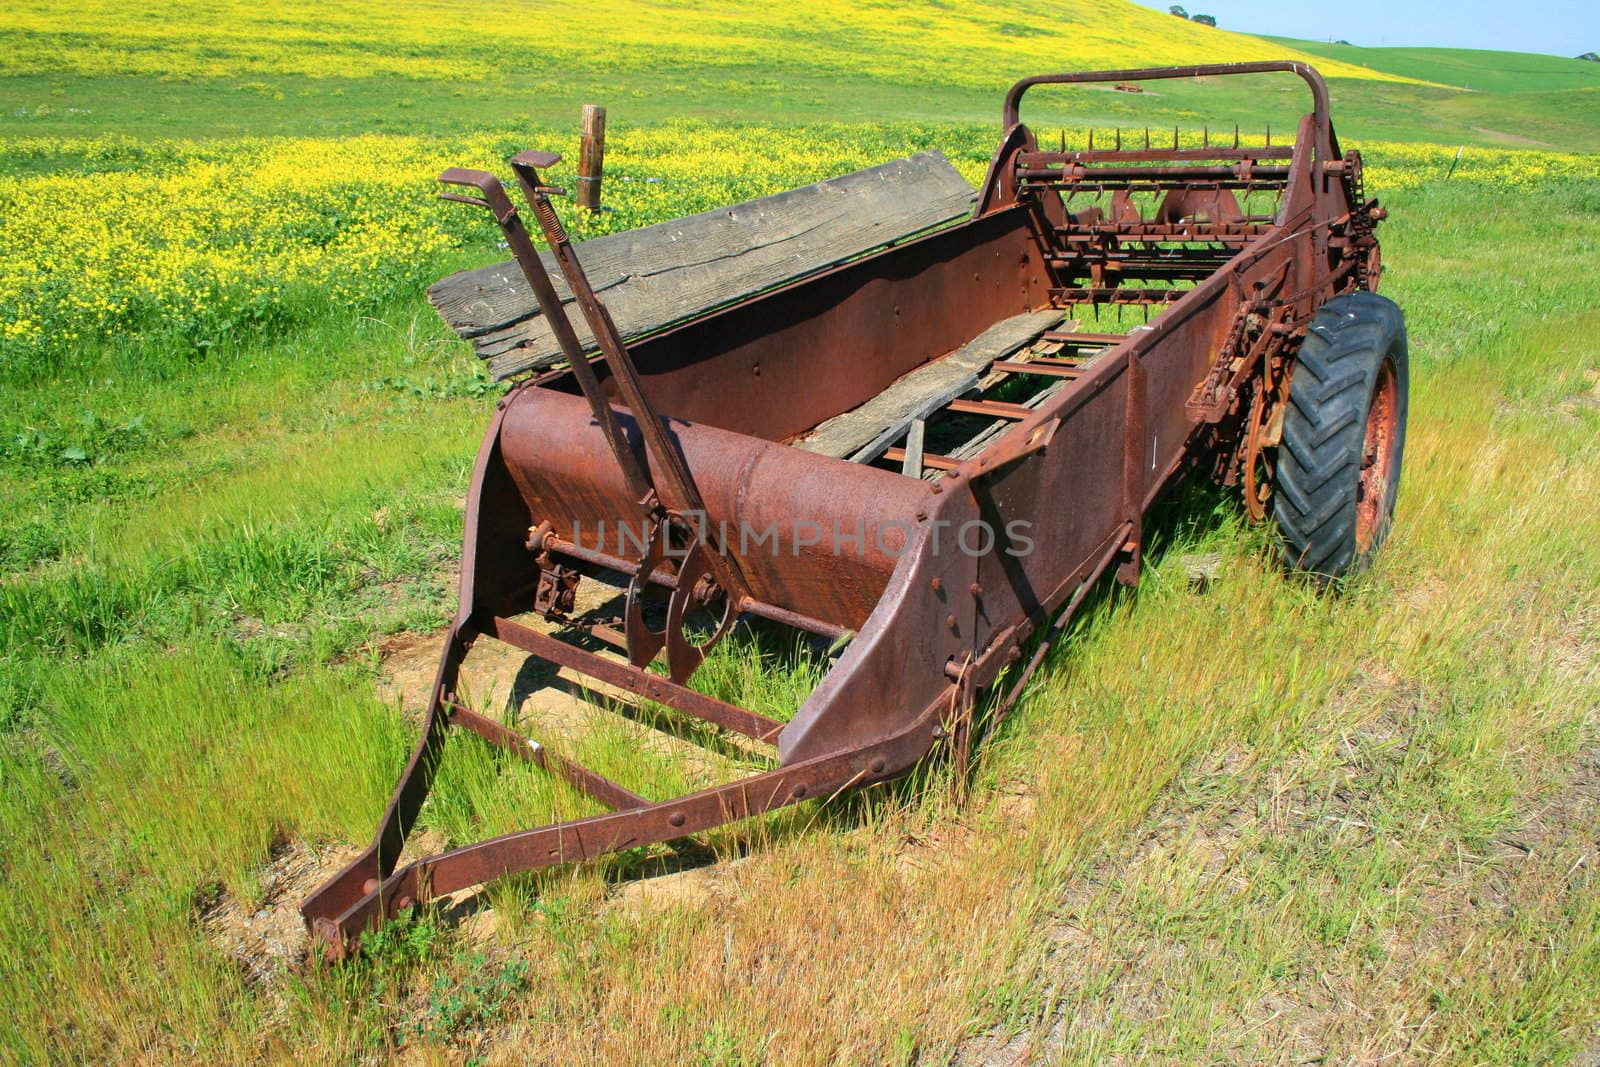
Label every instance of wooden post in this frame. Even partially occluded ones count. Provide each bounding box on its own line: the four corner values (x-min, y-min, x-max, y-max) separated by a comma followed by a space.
578, 104, 606, 211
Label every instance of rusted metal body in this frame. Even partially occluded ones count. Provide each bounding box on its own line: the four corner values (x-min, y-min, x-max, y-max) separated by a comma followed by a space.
303, 62, 1391, 955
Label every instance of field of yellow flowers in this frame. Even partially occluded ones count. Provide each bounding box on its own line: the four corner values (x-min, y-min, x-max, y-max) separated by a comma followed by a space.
1, 125, 982, 376
2, 0, 1397, 87
5, 125, 1594, 380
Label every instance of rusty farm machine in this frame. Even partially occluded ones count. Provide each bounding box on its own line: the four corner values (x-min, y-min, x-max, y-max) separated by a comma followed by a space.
302, 62, 1407, 954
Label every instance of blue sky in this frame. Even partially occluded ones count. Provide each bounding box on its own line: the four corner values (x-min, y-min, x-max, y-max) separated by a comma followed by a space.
1129, 0, 1598, 57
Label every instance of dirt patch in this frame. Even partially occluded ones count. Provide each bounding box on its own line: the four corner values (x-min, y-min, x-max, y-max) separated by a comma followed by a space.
1468, 126, 1552, 148
200, 838, 363, 985
951, 1027, 1035, 1067
1557, 370, 1600, 417
376, 626, 534, 721
610, 857, 741, 913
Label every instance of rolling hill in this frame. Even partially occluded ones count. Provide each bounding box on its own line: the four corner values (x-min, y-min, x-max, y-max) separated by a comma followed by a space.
3, 0, 1595, 149
1269, 37, 1600, 93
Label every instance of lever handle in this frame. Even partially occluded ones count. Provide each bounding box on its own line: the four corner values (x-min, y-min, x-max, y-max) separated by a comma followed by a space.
437, 167, 518, 222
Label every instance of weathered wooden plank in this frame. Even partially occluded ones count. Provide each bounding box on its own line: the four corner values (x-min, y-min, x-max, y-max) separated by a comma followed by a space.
427, 151, 977, 380
793, 309, 1065, 461
901, 419, 926, 479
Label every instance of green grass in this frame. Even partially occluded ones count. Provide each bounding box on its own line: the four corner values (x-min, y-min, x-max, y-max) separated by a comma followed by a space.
1, 4, 1598, 1060
1, 141, 1596, 1062
8, 63, 1600, 151
1271, 37, 1600, 93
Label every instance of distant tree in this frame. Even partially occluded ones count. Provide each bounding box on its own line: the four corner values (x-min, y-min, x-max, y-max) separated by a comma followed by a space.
1335, 39, 1353, 46
1169, 4, 1188, 17
1190, 13, 1216, 25
1578, 51, 1600, 62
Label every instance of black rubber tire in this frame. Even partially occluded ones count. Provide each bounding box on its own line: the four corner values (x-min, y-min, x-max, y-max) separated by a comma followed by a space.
1273, 291, 1409, 582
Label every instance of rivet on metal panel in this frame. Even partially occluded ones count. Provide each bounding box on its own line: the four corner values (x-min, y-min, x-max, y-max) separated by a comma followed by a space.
669, 812, 686, 827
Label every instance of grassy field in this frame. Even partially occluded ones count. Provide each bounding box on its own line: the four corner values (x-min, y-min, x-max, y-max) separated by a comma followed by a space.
3, 1, 1599, 1062
1270, 37, 1600, 93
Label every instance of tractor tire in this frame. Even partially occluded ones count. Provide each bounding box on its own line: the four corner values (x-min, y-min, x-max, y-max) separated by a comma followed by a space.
1273, 291, 1408, 582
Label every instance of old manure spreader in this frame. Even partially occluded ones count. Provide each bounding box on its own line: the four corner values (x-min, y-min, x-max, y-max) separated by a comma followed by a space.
304, 62, 1408, 954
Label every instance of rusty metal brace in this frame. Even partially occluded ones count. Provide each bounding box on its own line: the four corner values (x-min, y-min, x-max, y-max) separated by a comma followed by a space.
506, 151, 755, 683
945, 653, 977, 803
440, 155, 753, 684
437, 166, 654, 508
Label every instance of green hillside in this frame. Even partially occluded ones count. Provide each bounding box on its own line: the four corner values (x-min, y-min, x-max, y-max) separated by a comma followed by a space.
1271, 37, 1600, 92
3, 0, 1598, 149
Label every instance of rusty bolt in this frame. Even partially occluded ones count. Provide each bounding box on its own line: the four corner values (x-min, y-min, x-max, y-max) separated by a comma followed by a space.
930, 577, 943, 592
363, 878, 379, 894
969, 583, 982, 597
946, 614, 958, 630
869, 758, 886, 774
668, 811, 686, 828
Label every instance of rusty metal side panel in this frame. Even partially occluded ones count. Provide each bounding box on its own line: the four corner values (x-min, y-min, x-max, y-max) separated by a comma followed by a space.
778, 505, 980, 764
456, 404, 539, 621
544, 207, 1052, 441
969, 367, 1133, 631
495, 387, 930, 630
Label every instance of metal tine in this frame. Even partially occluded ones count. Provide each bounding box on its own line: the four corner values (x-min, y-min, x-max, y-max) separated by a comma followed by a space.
1144, 127, 1150, 150
1234, 123, 1240, 149
1088, 126, 1094, 151
1265, 122, 1272, 147
1172, 125, 1179, 150
1115, 127, 1121, 151
1203, 125, 1209, 149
